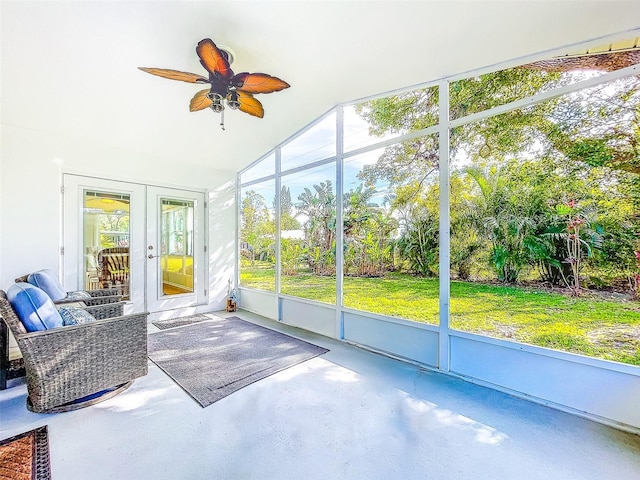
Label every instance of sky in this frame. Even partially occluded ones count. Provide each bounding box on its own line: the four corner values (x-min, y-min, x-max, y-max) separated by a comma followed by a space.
239, 102, 398, 214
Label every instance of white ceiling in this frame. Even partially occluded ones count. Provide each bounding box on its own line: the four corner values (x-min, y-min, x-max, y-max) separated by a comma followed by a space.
2, 1, 640, 174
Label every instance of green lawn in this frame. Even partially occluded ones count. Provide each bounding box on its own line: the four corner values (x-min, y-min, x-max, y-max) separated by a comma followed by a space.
240, 264, 640, 365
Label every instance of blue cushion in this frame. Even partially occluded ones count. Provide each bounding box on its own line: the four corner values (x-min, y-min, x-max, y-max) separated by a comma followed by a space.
66, 291, 91, 300
58, 306, 96, 326
27, 269, 67, 301
7, 283, 64, 332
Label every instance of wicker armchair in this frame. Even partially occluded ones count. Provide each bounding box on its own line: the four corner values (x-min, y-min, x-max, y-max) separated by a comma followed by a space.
0, 298, 126, 390
15, 272, 122, 306
0, 290, 148, 413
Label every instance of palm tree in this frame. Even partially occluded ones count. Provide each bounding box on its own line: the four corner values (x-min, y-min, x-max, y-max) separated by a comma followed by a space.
465, 165, 545, 282
296, 181, 336, 274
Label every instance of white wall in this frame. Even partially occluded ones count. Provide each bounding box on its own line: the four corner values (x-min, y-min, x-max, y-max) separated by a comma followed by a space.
343, 312, 439, 368
207, 177, 237, 311
450, 332, 640, 432
0, 124, 236, 309
0, 126, 61, 287
281, 296, 336, 338
239, 288, 279, 320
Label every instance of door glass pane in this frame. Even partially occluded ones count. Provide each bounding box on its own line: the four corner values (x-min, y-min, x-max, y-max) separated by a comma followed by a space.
161, 198, 194, 296
83, 190, 130, 299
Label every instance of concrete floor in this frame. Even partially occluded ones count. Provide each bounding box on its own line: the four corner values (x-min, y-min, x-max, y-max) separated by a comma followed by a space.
1, 311, 639, 480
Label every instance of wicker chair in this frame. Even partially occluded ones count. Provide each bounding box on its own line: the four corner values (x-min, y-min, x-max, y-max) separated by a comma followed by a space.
0, 290, 148, 413
0, 298, 126, 390
15, 272, 122, 306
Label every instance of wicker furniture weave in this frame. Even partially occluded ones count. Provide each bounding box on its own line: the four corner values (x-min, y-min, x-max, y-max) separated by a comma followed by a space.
78, 301, 125, 320
15, 274, 123, 306
0, 290, 148, 413
0, 299, 125, 390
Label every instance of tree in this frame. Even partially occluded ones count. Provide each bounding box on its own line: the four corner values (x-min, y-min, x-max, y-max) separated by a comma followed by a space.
464, 165, 546, 282
553, 201, 603, 295
280, 213, 301, 231
343, 184, 399, 276
543, 76, 640, 176
356, 69, 562, 190
449, 175, 484, 280
241, 191, 270, 237
388, 181, 440, 277
354, 56, 640, 290
280, 238, 306, 276
279, 185, 293, 215
278, 185, 301, 230
241, 190, 273, 264
296, 181, 336, 274
343, 184, 377, 237
396, 210, 439, 277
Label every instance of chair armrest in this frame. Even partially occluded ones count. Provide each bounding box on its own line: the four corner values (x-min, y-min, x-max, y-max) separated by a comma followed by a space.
81, 295, 123, 307
56, 294, 123, 306
17, 312, 148, 412
87, 288, 121, 298
81, 301, 125, 319
54, 301, 125, 319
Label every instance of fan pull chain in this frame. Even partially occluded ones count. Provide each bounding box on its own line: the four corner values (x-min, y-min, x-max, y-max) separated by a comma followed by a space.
220, 109, 225, 130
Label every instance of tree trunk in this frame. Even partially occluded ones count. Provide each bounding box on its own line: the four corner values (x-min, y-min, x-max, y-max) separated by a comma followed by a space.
521, 50, 640, 73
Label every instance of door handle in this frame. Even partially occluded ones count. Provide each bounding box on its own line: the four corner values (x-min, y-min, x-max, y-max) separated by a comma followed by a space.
148, 254, 159, 259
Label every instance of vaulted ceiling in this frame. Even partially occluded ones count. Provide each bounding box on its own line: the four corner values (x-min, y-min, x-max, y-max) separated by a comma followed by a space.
2, 1, 639, 174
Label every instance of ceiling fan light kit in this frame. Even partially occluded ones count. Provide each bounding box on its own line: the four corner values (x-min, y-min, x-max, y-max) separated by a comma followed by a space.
139, 38, 290, 129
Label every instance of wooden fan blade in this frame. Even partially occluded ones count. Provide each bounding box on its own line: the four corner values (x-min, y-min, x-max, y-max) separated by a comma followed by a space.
233, 72, 290, 94
237, 90, 264, 118
196, 38, 233, 80
190, 89, 213, 112
138, 67, 208, 84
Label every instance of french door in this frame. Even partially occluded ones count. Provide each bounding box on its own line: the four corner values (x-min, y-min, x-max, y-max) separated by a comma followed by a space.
146, 186, 206, 312
63, 175, 206, 314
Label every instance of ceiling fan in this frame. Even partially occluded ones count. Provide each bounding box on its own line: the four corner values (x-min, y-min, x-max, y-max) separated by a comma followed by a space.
139, 38, 290, 129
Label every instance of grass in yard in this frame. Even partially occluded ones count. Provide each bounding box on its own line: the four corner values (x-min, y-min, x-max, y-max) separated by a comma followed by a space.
344, 273, 439, 323
449, 281, 640, 365
282, 273, 337, 303
240, 263, 640, 365
240, 261, 275, 292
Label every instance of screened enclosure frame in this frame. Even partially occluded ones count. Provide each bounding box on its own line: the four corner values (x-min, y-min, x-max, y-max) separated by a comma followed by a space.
237, 29, 640, 374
